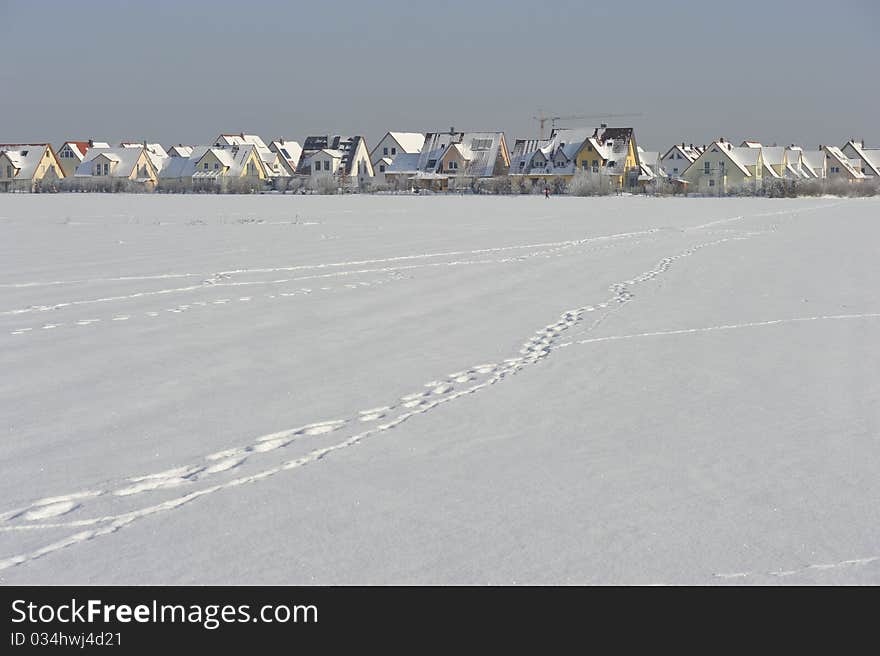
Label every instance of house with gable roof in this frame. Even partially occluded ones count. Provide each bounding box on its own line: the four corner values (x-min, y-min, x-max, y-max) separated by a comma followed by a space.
840, 140, 880, 179
214, 133, 286, 179
158, 143, 269, 191
269, 139, 303, 176
660, 143, 703, 180
57, 140, 109, 177
370, 132, 425, 184
298, 135, 374, 188
74, 145, 159, 190
822, 145, 865, 182
681, 138, 763, 193
0, 144, 64, 192
571, 126, 641, 190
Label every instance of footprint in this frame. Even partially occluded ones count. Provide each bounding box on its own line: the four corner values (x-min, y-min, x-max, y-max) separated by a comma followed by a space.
21, 501, 81, 521
358, 407, 389, 422
204, 457, 247, 474
296, 420, 347, 436
432, 383, 453, 395
252, 438, 291, 453
206, 447, 247, 461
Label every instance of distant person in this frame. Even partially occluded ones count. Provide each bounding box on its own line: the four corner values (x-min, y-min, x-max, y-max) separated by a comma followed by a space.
544, 186, 550, 199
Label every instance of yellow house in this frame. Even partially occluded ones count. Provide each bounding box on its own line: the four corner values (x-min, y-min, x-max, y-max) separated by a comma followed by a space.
573, 127, 640, 189
190, 145, 267, 190
0, 144, 64, 192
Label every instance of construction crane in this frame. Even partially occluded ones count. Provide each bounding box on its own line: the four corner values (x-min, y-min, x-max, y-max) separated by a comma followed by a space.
531, 110, 644, 139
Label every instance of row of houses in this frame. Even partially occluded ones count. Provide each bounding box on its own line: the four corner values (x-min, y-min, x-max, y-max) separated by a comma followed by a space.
2, 128, 877, 193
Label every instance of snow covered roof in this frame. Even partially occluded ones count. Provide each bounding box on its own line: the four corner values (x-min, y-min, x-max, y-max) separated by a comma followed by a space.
384, 152, 421, 174
823, 145, 864, 178
269, 140, 302, 174
760, 147, 785, 166
0, 144, 56, 180
842, 140, 880, 176
800, 150, 824, 176
387, 132, 425, 154
413, 131, 507, 178
214, 134, 269, 150
75, 146, 150, 178
741, 140, 763, 148
661, 143, 702, 163
60, 141, 91, 160
300, 136, 370, 176
167, 145, 194, 158
158, 144, 266, 179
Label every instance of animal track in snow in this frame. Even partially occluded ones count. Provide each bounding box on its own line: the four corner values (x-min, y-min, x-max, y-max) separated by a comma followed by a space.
2, 205, 835, 571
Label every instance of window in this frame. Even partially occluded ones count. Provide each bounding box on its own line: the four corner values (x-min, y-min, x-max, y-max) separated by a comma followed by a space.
214, 163, 219, 170
5, 166, 11, 178
676, 153, 682, 160
247, 162, 256, 175
383, 147, 388, 155
104, 163, 110, 175
581, 161, 588, 170
592, 160, 598, 167
673, 167, 678, 174
704, 162, 710, 174
391, 147, 396, 155
204, 162, 209, 170
379, 164, 385, 172
448, 160, 458, 170
324, 161, 331, 171
709, 179, 715, 187
521, 161, 526, 170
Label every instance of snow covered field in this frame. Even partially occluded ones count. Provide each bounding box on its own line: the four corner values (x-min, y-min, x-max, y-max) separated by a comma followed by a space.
1, 194, 878, 585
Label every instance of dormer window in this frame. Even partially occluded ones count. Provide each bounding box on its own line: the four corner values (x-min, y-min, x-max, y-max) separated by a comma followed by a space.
204, 162, 209, 170
391, 148, 397, 155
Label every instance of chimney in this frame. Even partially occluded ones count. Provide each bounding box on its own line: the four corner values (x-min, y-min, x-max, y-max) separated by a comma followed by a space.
449, 126, 455, 135
240, 132, 245, 139
88, 139, 94, 148
681, 141, 685, 148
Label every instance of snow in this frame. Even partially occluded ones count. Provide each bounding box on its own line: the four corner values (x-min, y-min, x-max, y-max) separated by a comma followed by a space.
1, 194, 879, 584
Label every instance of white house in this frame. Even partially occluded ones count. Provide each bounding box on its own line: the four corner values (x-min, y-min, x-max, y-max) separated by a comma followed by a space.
299, 136, 374, 187
370, 132, 424, 183
660, 143, 702, 179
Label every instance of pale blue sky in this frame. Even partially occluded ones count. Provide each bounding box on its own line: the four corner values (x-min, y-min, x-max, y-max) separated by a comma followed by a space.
1, 0, 877, 150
